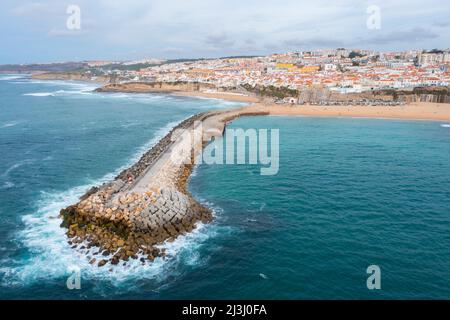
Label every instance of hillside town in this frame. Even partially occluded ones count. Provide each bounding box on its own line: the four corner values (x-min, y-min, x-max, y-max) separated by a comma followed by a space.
85, 49, 450, 94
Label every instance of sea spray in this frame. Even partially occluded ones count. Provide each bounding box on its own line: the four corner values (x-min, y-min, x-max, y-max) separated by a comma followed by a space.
0, 77, 254, 298
2, 186, 224, 287
0, 124, 228, 289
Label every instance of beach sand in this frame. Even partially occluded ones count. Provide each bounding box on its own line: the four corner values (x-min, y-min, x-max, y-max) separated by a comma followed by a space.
248, 102, 450, 122
177, 91, 450, 122
175, 91, 261, 103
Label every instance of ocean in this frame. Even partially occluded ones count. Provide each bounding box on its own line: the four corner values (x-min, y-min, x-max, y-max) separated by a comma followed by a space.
1, 74, 450, 299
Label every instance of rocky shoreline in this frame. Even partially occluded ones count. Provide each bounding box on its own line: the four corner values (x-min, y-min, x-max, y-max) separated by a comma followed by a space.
60, 112, 212, 267
95, 81, 217, 94
60, 107, 268, 267
31, 72, 110, 84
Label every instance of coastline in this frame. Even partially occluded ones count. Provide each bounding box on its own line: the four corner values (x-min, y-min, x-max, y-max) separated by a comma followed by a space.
173, 90, 261, 103
127, 85, 450, 122
172, 92, 450, 121
172, 90, 450, 122
31, 72, 110, 84
44, 79, 448, 267
242, 102, 450, 122
31, 75, 450, 122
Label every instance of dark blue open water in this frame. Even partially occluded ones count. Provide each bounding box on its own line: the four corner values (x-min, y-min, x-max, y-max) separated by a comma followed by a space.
1, 74, 450, 299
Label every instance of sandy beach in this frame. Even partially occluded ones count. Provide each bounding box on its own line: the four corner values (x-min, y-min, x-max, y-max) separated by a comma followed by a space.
176, 91, 450, 122
87, 80, 450, 122
175, 90, 261, 103
245, 102, 450, 122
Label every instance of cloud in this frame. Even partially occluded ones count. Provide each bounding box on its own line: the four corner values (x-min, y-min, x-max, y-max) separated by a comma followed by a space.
363, 27, 439, 45
48, 28, 87, 37
2, 0, 450, 63
284, 38, 346, 49
162, 47, 185, 56
10, 2, 50, 16
204, 34, 235, 49
433, 21, 450, 27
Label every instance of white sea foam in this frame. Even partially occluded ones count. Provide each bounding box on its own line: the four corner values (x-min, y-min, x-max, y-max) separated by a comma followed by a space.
94, 92, 246, 111
18, 79, 97, 97
18, 79, 96, 89
94, 92, 169, 102
259, 273, 269, 280
188, 95, 248, 106
97, 93, 131, 99
53, 89, 92, 96
0, 75, 23, 81
23, 85, 97, 98
23, 92, 54, 97
0, 120, 25, 129
0, 119, 228, 290
1, 185, 224, 288
190, 165, 199, 178
441, 124, 450, 128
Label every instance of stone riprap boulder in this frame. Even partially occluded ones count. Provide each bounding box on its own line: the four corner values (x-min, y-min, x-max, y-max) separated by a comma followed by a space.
60, 107, 269, 267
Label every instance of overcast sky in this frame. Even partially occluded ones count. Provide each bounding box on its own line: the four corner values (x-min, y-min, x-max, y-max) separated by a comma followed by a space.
1, 0, 449, 64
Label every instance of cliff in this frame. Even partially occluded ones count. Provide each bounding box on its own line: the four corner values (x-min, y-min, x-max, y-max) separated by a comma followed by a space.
32, 72, 110, 83
95, 81, 217, 93
376, 87, 450, 104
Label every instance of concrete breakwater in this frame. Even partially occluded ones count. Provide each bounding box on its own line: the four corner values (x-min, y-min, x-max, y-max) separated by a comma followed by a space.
60, 107, 269, 267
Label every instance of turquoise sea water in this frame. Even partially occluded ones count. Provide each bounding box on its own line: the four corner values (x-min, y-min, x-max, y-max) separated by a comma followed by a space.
1, 74, 450, 299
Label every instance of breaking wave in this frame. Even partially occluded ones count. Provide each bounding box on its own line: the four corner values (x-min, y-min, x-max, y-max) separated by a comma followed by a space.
0, 118, 227, 293
23, 92, 54, 97
0, 75, 24, 81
